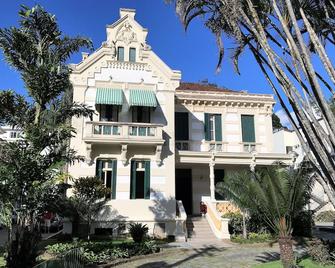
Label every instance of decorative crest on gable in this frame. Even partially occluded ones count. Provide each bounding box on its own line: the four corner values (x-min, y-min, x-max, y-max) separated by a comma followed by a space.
116, 22, 137, 45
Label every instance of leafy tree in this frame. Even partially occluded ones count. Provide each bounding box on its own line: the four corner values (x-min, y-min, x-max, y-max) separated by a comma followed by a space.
169, 0, 335, 207
272, 113, 283, 130
217, 166, 311, 268
0, 5, 92, 267
72, 177, 110, 241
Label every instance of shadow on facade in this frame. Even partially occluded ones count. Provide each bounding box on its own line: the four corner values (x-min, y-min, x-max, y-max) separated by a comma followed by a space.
148, 190, 176, 238
95, 205, 128, 232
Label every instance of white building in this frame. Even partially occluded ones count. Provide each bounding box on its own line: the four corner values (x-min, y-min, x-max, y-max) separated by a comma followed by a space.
67, 8, 292, 240
273, 127, 335, 214
0, 125, 23, 142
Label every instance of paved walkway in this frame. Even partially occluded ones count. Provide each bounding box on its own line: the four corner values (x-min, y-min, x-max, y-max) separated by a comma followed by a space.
117, 245, 280, 268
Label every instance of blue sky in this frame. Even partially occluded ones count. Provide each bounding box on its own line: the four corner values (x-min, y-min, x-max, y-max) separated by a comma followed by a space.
0, 0, 317, 122
0, 1, 269, 92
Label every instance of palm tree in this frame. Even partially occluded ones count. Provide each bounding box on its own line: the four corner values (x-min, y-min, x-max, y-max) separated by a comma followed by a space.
168, 0, 335, 208
0, 5, 93, 267
216, 166, 311, 268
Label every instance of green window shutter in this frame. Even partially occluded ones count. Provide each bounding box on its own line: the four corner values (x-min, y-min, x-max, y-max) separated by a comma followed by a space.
117, 47, 124, 61
130, 161, 136, 199
111, 160, 117, 199
129, 48, 136, 62
241, 115, 256, 142
204, 113, 211, 141
96, 159, 103, 181
175, 112, 189, 140
215, 115, 222, 141
144, 161, 151, 199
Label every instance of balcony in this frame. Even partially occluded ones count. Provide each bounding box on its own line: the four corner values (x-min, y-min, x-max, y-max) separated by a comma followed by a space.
84, 121, 164, 145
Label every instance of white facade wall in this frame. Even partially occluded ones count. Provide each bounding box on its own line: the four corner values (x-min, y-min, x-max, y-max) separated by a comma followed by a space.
175, 102, 274, 154
273, 128, 334, 214
68, 9, 181, 236
0, 126, 23, 142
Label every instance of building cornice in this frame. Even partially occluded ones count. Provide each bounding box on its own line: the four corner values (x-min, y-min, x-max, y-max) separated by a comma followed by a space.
175, 90, 275, 108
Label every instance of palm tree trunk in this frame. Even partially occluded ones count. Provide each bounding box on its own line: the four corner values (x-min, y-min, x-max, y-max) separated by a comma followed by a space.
34, 103, 41, 125
242, 211, 247, 239
278, 236, 294, 268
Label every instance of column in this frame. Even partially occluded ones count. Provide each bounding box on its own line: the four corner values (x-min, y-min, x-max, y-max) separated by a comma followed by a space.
209, 153, 215, 200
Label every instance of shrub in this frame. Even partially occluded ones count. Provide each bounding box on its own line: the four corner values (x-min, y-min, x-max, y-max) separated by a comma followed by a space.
231, 232, 274, 244
307, 239, 335, 266
248, 212, 272, 234
315, 210, 335, 222
223, 211, 271, 235
292, 211, 314, 237
46, 240, 160, 264
129, 223, 149, 243
222, 212, 244, 234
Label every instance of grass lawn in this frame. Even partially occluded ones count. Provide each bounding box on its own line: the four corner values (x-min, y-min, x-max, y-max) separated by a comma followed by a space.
253, 258, 335, 268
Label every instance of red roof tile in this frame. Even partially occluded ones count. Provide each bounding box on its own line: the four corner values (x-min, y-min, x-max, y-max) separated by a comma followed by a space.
176, 82, 238, 93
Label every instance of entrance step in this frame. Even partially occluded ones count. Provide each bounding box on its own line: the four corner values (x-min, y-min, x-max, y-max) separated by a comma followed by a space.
186, 216, 217, 240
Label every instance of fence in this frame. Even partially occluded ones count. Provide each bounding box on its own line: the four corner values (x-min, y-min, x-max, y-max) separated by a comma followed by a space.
33, 248, 85, 268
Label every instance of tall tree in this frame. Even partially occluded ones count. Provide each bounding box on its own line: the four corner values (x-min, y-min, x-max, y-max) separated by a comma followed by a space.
72, 176, 110, 241
217, 166, 311, 268
272, 113, 283, 130
0, 5, 92, 267
169, 0, 335, 206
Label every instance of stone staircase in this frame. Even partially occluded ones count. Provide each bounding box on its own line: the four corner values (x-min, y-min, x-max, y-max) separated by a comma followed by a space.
186, 216, 217, 242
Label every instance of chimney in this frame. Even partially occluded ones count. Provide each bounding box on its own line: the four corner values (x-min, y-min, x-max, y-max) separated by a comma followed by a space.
120, 8, 136, 19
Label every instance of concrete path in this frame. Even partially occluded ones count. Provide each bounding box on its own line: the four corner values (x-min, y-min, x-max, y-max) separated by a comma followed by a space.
117, 245, 280, 268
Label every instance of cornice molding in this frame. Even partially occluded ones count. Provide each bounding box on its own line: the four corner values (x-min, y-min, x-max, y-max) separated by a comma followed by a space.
175, 90, 275, 108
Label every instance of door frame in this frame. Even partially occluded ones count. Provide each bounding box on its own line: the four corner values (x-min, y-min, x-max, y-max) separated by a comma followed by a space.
175, 168, 193, 215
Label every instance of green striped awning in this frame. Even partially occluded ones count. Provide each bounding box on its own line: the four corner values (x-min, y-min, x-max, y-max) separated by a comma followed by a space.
96, 88, 123, 105
129, 89, 158, 107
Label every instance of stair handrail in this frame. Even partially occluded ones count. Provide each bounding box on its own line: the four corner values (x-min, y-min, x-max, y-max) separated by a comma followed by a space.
204, 200, 230, 240
175, 200, 187, 242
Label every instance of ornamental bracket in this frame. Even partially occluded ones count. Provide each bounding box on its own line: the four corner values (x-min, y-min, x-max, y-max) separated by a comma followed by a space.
155, 145, 163, 166
121, 144, 128, 166
86, 143, 93, 165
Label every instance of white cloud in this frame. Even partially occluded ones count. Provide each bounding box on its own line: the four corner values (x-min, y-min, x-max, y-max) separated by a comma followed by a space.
275, 109, 297, 128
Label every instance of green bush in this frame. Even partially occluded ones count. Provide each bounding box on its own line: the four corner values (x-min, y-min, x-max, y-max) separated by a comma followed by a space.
307, 239, 335, 266
248, 212, 272, 234
292, 210, 314, 237
129, 223, 149, 243
223, 211, 271, 235
231, 232, 274, 244
222, 212, 244, 234
315, 210, 335, 222
46, 240, 160, 264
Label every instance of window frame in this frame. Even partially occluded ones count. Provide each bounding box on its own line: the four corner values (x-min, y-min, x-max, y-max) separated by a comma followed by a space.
132, 106, 151, 123
96, 159, 117, 199
117, 47, 125, 61
129, 47, 136, 62
10, 132, 17, 139
130, 160, 151, 200
99, 105, 119, 122
241, 114, 256, 143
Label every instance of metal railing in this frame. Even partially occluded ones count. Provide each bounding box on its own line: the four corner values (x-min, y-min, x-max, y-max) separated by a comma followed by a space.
33, 248, 85, 268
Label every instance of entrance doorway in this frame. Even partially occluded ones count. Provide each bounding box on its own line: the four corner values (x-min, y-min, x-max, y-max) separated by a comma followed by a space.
175, 169, 193, 215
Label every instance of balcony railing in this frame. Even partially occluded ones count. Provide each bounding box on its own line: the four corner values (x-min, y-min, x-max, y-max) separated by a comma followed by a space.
84, 121, 164, 143
175, 140, 262, 154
